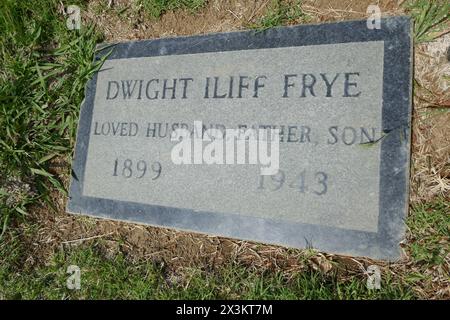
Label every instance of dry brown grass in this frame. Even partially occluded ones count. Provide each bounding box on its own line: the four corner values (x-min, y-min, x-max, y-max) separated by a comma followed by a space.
302, 0, 404, 22
411, 33, 450, 202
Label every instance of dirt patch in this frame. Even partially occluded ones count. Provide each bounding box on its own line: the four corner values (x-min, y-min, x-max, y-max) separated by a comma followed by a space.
84, 0, 405, 42
84, 0, 271, 41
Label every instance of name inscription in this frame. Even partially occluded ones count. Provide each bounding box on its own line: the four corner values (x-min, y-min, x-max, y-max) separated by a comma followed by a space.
105, 71, 361, 100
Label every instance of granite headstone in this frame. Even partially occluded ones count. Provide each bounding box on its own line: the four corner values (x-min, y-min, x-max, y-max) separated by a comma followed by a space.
68, 17, 413, 260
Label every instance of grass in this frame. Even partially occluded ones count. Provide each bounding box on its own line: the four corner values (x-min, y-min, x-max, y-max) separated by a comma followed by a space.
407, 199, 449, 266
1, 198, 447, 299
404, 0, 450, 43
250, 0, 310, 30
401, 198, 449, 296
0, 0, 448, 300
138, 0, 207, 19
0, 0, 103, 235
0, 236, 415, 299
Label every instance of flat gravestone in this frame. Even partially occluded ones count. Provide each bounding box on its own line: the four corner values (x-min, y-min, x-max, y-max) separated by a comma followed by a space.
68, 17, 413, 260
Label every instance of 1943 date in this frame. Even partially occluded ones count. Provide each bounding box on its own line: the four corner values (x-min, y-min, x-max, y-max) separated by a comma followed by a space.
258, 169, 328, 195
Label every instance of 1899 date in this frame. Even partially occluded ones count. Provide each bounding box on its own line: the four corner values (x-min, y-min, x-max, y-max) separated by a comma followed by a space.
112, 158, 162, 179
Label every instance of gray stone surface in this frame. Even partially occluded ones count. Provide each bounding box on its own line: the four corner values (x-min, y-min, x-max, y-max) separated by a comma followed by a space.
68, 17, 413, 260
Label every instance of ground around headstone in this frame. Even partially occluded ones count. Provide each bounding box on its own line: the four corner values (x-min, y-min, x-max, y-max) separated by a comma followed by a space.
1, 0, 448, 299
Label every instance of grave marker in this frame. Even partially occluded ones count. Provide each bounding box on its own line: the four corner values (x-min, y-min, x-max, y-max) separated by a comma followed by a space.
68, 17, 413, 260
